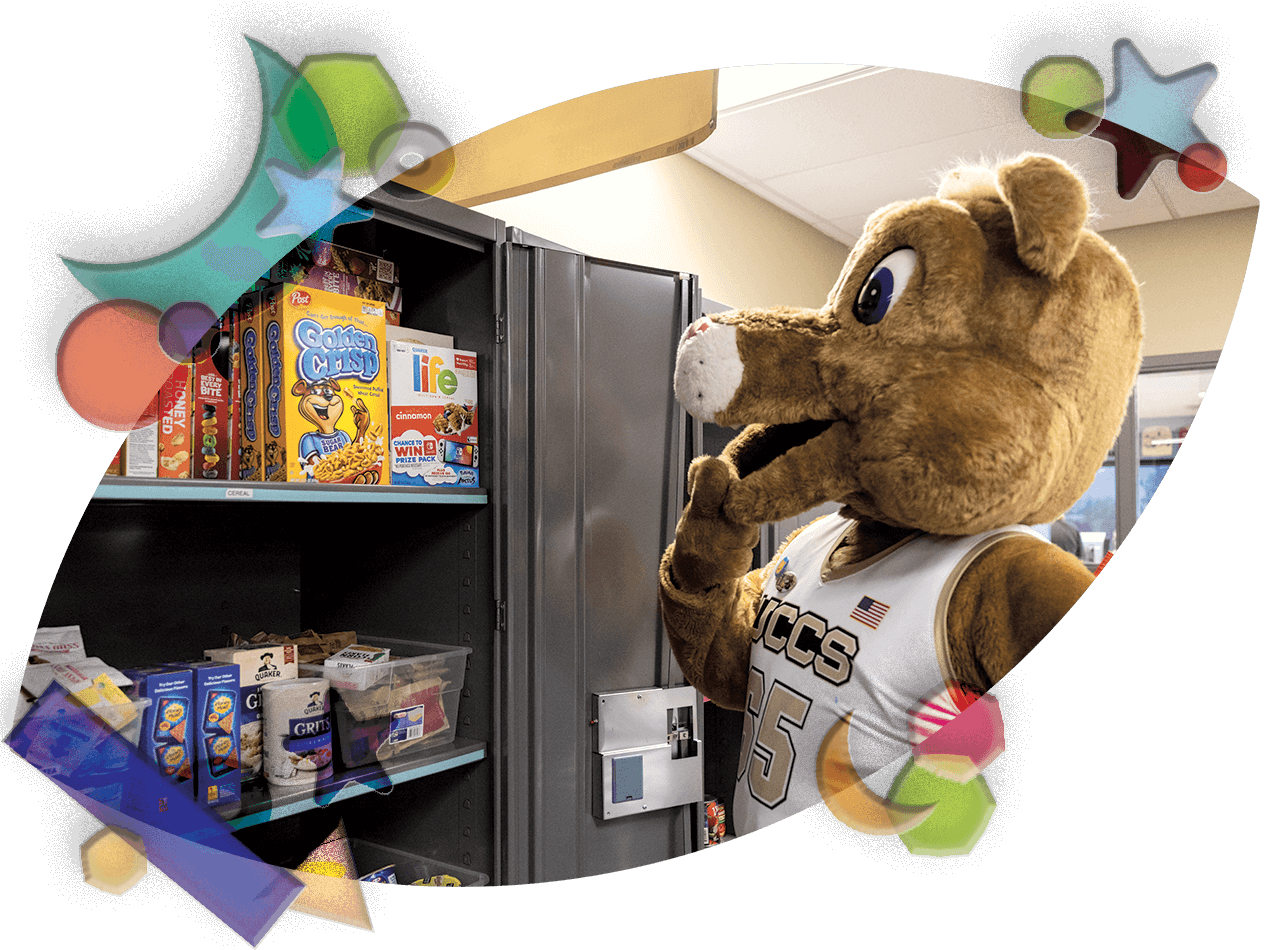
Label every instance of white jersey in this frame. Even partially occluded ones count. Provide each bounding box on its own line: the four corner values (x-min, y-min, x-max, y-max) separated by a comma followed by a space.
731, 513, 1036, 835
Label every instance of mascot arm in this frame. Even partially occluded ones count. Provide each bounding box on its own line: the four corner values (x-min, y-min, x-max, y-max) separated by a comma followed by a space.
945, 535, 1094, 693
659, 529, 811, 711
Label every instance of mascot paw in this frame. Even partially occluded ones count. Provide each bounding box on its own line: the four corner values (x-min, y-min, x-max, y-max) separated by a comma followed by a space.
669, 456, 760, 593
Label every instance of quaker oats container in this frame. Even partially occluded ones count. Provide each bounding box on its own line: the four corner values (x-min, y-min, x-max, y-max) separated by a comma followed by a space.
261, 678, 334, 786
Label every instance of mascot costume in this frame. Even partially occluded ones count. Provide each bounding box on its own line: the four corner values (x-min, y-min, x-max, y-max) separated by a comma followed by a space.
659, 154, 1143, 836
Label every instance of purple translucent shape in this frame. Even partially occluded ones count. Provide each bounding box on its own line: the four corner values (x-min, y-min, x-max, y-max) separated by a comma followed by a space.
158, 301, 219, 362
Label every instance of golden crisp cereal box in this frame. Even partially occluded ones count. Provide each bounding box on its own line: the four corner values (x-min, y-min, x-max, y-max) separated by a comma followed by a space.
262, 283, 388, 483
157, 364, 193, 478
235, 291, 264, 481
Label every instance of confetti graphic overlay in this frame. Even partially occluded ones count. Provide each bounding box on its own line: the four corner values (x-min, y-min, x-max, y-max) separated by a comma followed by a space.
1021, 38, 1226, 199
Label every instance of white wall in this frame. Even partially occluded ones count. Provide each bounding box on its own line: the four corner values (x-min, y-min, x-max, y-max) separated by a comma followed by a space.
476, 153, 851, 311
479, 154, 1259, 358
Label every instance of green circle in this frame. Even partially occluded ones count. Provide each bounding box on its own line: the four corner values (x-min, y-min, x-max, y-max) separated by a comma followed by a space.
888, 758, 996, 856
1020, 56, 1105, 139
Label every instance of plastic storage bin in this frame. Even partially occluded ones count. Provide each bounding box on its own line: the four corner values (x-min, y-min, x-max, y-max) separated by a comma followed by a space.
349, 839, 489, 886
299, 638, 471, 769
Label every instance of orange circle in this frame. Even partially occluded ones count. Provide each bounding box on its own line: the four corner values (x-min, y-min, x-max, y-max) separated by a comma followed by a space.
56, 300, 175, 431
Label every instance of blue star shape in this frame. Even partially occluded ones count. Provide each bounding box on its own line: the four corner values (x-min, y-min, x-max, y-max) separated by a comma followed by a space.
310, 204, 375, 244
1089, 39, 1218, 199
256, 147, 358, 240
1103, 39, 1215, 153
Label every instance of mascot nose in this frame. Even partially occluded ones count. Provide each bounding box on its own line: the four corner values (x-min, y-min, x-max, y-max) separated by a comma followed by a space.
673, 317, 744, 423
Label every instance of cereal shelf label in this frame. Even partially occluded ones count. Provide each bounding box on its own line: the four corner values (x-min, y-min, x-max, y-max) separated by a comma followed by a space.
262, 284, 388, 484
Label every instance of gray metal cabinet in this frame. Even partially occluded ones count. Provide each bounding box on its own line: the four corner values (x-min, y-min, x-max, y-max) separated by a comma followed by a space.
40, 193, 704, 887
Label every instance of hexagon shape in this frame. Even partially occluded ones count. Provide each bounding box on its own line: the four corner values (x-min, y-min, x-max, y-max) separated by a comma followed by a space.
82, 826, 148, 895
296, 54, 409, 178
888, 760, 996, 857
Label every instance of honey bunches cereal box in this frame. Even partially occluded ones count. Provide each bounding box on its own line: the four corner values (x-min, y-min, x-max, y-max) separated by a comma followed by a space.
388, 341, 479, 487
262, 284, 388, 483
157, 364, 193, 478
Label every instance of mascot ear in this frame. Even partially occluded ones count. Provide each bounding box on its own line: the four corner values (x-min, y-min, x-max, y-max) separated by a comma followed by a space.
994, 154, 1089, 279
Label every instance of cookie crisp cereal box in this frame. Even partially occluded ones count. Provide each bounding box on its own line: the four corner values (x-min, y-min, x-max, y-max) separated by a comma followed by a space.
261, 284, 388, 483
388, 341, 479, 487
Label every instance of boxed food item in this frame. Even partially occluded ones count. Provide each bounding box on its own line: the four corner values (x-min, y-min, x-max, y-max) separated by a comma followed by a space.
164, 660, 242, 807
299, 639, 470, 769
157, 364, 193, 478
704, 796, 726, 845
386, 325, 452, 349
202, 643, 299, 781
106, 440, 124, 476
271, 235, 395, 286
232, 628, 358, 665
188, 309, 236, 481
268, 262, 403, 322
121, 666, 196, 798
387, 341, 478, 488
236, 290, 265, 480
325, 645, 390, 669
261, 284, 389, 483
124, 393, 160, 477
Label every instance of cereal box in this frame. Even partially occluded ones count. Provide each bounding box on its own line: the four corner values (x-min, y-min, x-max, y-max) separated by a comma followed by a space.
261, 283, 389, 484
121, 666, 196, 798
106, 440, 124, 477
272, 238, 399, 291
325, 645, 391, 669
387, 341, 479, 487
269, 262, 403, 322
203, 644, 299, 781
189, 310, 236, 481
157, 363, 193, 478
164, 660, 242, 807
125, 393, 160, 477
236, 291, 265, 481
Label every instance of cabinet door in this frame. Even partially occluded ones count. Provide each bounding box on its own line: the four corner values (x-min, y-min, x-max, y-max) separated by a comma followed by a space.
503, 236, 697, 883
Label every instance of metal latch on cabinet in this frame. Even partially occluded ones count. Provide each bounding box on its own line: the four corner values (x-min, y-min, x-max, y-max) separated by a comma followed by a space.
591, 686, 703, 820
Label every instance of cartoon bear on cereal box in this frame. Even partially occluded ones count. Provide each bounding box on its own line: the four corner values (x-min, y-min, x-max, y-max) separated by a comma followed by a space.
261, 284, 388, 483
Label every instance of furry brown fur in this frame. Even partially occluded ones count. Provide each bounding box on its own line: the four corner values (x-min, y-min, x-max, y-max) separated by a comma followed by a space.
660, 153, 1143, 708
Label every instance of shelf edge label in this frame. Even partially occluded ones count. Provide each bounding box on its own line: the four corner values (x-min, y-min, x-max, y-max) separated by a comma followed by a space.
225, 488, 254, 500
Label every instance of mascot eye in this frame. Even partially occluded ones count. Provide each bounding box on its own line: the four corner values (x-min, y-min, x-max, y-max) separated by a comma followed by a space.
853, 247, 917, 325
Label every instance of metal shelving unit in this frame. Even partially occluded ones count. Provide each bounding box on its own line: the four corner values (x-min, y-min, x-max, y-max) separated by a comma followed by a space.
222, 739, 486, 830
94, 476, 487, 505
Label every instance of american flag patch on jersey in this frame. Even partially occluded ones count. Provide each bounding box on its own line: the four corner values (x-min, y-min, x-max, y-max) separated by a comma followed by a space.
850, 596, 890, 629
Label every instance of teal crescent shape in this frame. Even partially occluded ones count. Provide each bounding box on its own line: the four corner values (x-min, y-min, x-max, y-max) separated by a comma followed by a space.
60, 37, 339, 317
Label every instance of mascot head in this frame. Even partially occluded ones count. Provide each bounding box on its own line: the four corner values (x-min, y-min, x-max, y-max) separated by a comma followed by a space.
674, 154, 1144, 534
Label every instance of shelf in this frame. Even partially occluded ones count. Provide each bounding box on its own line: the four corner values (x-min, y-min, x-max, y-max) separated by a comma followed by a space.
94, 477, 487, 505
221, 738, 486, 831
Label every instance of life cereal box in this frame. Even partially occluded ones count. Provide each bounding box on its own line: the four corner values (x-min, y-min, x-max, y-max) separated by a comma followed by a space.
236, 291, 265, 481
203, 644, 298, 781
261, 283, 388, 483
387, 341, 479, 487
157, 364, 193, 478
